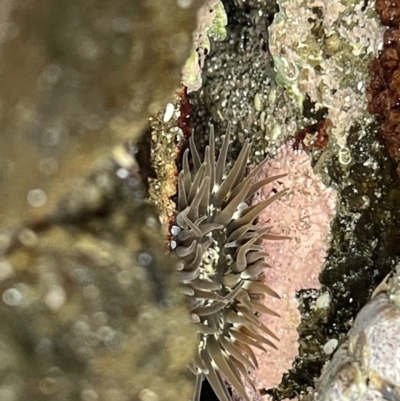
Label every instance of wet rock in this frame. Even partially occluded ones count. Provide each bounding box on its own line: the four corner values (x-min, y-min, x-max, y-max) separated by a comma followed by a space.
0, 0, 202, 226
315, 265, 400, 401
0, 1, 201, 400
0, 168, 196, 401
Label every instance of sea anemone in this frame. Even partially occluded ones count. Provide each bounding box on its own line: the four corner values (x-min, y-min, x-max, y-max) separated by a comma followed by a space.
171, 125, 289, 401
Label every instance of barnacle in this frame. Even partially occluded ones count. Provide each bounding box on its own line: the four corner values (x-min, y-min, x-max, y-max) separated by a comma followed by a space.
172, 126, 289, 401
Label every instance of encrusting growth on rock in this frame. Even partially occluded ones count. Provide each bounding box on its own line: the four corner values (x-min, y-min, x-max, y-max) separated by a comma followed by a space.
367, 0, 400, 177
251, 142, 337, 398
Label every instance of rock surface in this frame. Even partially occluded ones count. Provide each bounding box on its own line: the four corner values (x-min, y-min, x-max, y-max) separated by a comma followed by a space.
316, 265, 400, 401
0, 0, 201, 226
0, 1, 201, 400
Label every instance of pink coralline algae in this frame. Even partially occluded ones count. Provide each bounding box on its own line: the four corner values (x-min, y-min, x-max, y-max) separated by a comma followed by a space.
251, 143, 337, 395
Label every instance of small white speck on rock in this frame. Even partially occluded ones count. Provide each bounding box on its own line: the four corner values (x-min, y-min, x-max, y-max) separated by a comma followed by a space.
163, 103, 175, 123
316, 292, 331, 309
323, 338, 338, 355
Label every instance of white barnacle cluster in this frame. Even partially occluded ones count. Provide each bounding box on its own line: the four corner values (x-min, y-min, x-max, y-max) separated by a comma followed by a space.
148, 95, 186, 226
171, 125, 288, 401
268, 0, 385, 155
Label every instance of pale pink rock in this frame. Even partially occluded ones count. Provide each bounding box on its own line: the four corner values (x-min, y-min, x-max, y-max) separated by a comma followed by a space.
250, 142, 337, 395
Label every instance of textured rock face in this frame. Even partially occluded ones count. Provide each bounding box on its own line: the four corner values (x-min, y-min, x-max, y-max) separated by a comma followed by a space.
189, 1, 399, 398
368, 25, 400, 178
182, 0, 227, 93
0, 1, 201, 400
268, 0, 383, 155
367, 0, 400, 178
0, 166, 198, 401
315, 266, 400, 401
0, 177, 196, 401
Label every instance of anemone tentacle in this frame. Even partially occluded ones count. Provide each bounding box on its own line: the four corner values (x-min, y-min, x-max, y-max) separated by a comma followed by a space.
172, 125, 286, 401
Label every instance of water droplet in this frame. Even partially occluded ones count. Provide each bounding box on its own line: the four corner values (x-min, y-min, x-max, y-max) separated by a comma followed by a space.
139, 389, 159, 401
92, 311, 108, 327
27, 189, 47, 208
45, 286, 66, 311
2, 288, 22, 306
138, 252, 152, 267
116, 168, 129, 179
39, 377, 57, 395
35, 338, 52, 355
18, 228, 38, 247
0, 260, 13, 281
41, 125, 63, 146
83, 284, 99, 300
73, 320, 91, 336
71, 268, 92, 285
81, 389, 99, 401
146, 216, 158, 228
177, 0, 193, 9
78, 37, 99, 60
43, 64, 62, 84
97, 325, 114, 341
84, 331, 99, 347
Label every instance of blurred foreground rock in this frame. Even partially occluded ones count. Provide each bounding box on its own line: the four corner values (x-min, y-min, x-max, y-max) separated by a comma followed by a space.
0, 0, 200, 226
0, 169, 196, 401
0, 1, 201, 400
